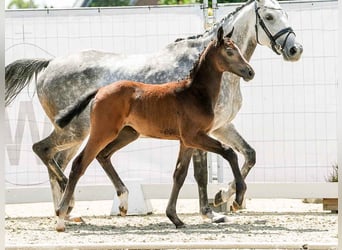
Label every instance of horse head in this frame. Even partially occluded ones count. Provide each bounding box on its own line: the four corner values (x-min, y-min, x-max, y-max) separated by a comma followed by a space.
254, 0, 303, 61
215, 26, 255, 82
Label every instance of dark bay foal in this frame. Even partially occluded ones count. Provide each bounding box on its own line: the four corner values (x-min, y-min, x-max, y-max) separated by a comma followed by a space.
54, 27, 254, 232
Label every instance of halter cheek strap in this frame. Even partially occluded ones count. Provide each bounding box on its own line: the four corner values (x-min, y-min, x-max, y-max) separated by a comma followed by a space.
254, 1, 295, 55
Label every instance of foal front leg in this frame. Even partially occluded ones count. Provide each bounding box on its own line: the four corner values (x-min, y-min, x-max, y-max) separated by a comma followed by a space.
166, 143, 193, 228
211, 123, 256, 207
96, 126, 140, 216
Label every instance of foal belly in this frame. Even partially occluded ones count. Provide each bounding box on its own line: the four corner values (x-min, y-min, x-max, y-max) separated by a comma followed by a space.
127, 116, 180, 140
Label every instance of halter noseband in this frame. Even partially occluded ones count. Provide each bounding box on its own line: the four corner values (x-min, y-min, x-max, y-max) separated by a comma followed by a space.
254, 1, 295, 55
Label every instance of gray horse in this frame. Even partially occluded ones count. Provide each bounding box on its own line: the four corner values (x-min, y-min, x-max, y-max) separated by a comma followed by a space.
5, 0, 302, 226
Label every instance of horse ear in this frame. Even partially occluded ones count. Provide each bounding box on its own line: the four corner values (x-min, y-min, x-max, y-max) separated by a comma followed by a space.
225, 27, 234, 39
216, 26, 224, 46
256, 0, 265, 6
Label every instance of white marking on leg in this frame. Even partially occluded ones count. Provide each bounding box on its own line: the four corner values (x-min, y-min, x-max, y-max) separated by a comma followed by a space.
55, 217, 66, 232
118, 191, 129, 216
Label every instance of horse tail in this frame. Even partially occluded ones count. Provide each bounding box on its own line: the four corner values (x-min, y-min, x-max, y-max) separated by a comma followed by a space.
5, 58, 51, 106
55, 89, 99, 128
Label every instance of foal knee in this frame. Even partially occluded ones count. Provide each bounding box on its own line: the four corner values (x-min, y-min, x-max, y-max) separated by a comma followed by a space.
225, 147, 238, 164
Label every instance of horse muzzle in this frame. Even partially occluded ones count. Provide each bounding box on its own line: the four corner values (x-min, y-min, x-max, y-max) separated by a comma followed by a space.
282, 33, 303, 62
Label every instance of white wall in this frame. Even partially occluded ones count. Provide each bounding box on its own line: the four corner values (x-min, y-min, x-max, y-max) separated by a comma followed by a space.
4, 1, 338, 190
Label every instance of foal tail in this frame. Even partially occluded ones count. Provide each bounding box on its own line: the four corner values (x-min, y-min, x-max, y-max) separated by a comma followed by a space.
5, 58, 51, 106
55, 89, 99, 128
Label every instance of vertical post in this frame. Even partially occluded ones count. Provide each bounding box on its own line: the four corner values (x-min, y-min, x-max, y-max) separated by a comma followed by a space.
0, 4, 5, 250
338, 0, 342, 247
202, 0, 209, 30
211, 0, 217, 24
207, 153, 213, 183
217, 155, 224, 183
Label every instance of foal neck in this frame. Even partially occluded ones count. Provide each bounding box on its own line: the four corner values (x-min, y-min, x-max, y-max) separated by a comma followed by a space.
189, 43, 223, 100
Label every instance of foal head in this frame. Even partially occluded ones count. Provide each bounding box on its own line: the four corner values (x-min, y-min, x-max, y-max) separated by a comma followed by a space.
212, 26, 255, 82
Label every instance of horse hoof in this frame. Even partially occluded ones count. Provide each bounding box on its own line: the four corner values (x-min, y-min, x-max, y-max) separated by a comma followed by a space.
230, 201, 241, 212
56, 218, 66, 232
212, 214, 228, 223
214, 190, 224, 207
119, 206, 127, 217
66, 215, 84, 223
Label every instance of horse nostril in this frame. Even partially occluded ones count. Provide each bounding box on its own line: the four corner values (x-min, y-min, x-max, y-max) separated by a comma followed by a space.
289, 46, 297, 56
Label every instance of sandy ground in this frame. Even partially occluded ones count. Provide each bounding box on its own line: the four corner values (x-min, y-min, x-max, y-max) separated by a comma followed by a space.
5, 199, 338, 248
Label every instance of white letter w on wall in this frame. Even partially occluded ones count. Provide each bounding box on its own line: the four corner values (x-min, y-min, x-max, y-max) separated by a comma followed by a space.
5, 101, 52, 166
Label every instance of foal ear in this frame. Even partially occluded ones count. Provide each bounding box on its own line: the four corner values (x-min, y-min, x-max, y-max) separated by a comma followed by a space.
216, 26, 224, 46
225, 27, 234, 39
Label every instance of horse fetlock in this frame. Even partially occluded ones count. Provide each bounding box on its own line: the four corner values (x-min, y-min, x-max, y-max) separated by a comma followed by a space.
55, 217, 66, 232
211, 212, 229, 223
200, 206, 214, 221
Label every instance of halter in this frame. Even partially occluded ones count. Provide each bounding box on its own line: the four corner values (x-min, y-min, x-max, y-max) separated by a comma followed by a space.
254, 1, 295, 55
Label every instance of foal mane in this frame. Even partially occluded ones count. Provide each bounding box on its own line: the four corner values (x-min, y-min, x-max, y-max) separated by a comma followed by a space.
174, 0, 254, 43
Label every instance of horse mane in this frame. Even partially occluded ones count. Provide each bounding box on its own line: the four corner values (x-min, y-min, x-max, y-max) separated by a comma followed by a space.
174, 0, 254, 43
188, 40, 214, 79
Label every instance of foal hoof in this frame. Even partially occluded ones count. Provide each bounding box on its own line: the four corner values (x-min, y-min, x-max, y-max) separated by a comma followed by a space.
230, 201, 241, 212
176, 223, 186, 229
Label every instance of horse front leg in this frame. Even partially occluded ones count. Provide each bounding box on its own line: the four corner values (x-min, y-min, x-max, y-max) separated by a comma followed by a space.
184, 133, 246, 210
192, 149, 228, 223
96, 126, 140, 216
211, 123, 256, 208
166, 143, 193, 228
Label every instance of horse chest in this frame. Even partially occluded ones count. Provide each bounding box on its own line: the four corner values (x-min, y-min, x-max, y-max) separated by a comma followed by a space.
212, 76, 243, 129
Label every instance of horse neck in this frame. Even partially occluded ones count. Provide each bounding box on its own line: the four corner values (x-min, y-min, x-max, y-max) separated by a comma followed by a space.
203, 1, 257, 62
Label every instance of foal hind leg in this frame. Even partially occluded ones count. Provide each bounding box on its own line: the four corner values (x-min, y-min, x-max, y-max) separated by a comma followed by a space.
166, 143, 193, 228
96, 126, 140, 216
193, 149, 228, 223
56, 130, 119, 232
211, 123, 255, 208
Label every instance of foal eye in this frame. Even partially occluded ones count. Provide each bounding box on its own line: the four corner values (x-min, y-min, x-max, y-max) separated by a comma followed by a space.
226, 49, 234, 56
265, 14, 274, 21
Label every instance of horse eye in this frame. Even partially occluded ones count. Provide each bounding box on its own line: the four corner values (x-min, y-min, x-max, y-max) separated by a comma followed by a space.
265, 14, 273, 21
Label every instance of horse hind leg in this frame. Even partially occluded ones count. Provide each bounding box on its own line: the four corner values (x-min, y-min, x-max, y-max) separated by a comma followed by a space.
96, 126, 140, 216
192, 149, 228, 223
32, 130, 83, 218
